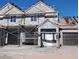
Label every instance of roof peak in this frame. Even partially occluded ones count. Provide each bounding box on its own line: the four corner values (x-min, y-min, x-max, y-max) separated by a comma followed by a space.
4, 2, 23, 11
38, 0, 44, 2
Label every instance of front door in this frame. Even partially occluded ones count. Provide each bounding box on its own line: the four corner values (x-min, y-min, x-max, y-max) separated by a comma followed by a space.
41, 33, 57, 46
41, 29, 57, 47
44, 34, 53, 46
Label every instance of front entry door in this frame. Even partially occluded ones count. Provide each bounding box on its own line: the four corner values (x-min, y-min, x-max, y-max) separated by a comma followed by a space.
44, 34, 53, 46
41, 33, 57, 46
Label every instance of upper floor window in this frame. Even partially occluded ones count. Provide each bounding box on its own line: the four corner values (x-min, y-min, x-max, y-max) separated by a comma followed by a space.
31, 16, 37, 21
10, 16, 16, 22
0, 18, 3, 20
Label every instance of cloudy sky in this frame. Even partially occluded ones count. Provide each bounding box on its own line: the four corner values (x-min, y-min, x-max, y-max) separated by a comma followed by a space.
0, 0, 78, 16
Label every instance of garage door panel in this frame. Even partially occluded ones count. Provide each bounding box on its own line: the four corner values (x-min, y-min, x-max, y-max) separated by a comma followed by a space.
8, 33, 18, 45
63, 32, 78, 46
64, 42, 78, 45
63, 42, 78, 45
64, 38, 78, 40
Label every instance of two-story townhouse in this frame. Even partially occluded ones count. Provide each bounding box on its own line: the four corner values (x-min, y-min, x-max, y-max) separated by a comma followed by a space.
0, 1, 78, 47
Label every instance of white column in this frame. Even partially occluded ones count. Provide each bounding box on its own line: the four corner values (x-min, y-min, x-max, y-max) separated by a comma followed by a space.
20, 32, 25, 46
60, 31, 63, 46
38, 28, 41, 46
5, 33, 8, 44
56, 27, 60, 48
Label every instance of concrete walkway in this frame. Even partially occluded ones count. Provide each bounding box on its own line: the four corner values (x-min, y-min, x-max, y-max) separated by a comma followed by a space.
0, 45, 78, 59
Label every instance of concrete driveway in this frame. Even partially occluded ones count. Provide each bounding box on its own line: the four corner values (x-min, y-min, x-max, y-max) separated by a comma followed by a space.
0, 45, 78, 59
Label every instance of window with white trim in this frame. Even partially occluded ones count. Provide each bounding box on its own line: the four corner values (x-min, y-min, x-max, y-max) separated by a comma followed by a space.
31, 16, 37, 21
10, 16, 16, 22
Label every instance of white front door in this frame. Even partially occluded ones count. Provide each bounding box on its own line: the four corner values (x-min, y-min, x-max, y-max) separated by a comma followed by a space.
43, 34, 53, 46
42, 33, 57, 46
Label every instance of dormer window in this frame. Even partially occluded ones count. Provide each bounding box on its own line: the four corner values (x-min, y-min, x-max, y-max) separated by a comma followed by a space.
31, 16, 37, 21
10, 16, 16, 22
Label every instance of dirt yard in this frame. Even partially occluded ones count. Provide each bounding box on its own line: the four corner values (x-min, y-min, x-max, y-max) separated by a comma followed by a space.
0, 45, 78, 59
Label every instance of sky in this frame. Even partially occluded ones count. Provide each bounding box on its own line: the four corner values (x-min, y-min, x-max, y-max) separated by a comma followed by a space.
0, 0, 78, 16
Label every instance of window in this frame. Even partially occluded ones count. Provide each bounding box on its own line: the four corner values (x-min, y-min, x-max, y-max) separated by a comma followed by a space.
31, 16, 37, 21
10, 16, 16, 22
0, 18, 3, 20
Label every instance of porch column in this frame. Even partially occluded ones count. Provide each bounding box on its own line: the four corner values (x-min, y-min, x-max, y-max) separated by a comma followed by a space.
20, 32, 25, 46
18, 26, 21, 47
56, 27, 60, 48
5, 33, 8, 44
38, 28, 41, 46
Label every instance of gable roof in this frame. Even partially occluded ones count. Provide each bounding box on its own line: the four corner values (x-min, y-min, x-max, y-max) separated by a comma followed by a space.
25, 1, 57, 14
0, 3, 13, 15
37, 16, 78, 28
0, 3, 24, 16
37, 19, 59, 28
